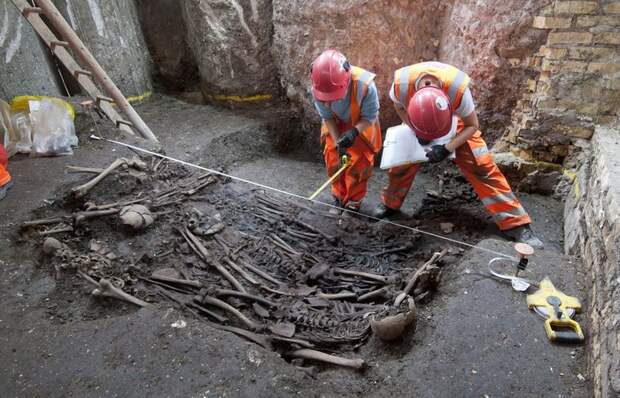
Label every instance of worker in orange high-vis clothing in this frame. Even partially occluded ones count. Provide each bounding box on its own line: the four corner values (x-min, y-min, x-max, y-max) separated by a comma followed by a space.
0, 142, 12, 201
375, 61, 543, 248
310, 50, 382, 214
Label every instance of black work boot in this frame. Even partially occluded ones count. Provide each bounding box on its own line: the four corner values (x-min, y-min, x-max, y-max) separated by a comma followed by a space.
373, 203, 399, 219
502, 224, 544, 249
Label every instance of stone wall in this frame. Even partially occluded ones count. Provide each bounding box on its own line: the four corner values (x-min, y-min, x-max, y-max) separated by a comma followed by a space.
53, 0, 153, 97
500, 0, 620, 165
564, 124, 620, 398
272, 0, 444, 135
0, 1, 63, 100
269, 0, 549, 149
135, 0, 199, 92
439, 0, 551, 142
182, 0, 281, 107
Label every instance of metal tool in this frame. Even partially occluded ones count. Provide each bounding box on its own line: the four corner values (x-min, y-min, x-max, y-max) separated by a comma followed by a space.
308, 155, 351, 200
527, 278, 584, 343
488, 243, 535, 292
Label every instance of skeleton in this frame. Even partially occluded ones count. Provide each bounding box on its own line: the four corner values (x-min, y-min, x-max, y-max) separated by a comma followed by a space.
27, 155, 459, 371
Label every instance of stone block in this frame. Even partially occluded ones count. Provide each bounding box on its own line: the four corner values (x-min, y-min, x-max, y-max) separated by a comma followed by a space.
538, 3, 556, 16
594, 32, 620, 45
573, 101, 601, 116
568, 47, 617, 61
548, 31, 593, 44
598, 115, 618, 124
588, 63, 620, 74
554, 1, 598, 15
602, 1, 620, 14
539, 46, 568, 59
553, 124, 594, 139
532, 16, 572, 29
576, 15, 620, 27
542, 59, 588, 72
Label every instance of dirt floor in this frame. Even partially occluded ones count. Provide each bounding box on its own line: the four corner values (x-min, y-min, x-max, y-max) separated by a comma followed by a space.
0, 95, 591, 397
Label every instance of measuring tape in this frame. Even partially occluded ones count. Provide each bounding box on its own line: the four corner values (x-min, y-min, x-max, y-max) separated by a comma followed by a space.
90, 135, 515, 259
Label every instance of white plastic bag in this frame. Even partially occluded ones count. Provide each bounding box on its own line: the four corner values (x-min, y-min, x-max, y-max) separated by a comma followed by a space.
11, 111, 33, 154
380, 118, 457, 169
29, 99, 78, 157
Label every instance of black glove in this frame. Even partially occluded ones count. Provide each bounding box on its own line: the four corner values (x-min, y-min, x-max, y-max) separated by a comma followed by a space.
336, 127, 359, 156
426, 145, 451, 163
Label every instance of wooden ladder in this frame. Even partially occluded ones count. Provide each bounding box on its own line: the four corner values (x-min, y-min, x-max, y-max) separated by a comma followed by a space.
9, 0, 158, 142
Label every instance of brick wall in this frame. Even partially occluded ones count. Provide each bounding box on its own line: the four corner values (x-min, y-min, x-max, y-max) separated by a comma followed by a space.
501, 0, 620, 166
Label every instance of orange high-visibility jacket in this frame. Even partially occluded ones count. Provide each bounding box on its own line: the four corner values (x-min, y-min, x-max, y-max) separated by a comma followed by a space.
393, 62, 471, 110
321, 66, 382, 154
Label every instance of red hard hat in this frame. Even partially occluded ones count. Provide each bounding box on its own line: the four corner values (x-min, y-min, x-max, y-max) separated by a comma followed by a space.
407, 87, 453, 141
310, 50, 351, 101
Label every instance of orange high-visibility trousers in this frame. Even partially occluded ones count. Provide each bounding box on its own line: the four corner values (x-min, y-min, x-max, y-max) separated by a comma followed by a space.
381, 130, 531, 231
323, 134, 374, 206
0, 143, 10, 187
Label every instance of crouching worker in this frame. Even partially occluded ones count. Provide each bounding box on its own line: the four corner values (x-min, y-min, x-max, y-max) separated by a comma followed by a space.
0, 142, 11, 201
310, 50, 382, 214
376, 61, 543, 248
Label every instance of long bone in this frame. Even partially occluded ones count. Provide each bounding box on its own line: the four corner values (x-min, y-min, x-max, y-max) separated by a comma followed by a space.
394, 249, 447, 307
181, 228, 246, 293
195, 295, 261, 331
287, 349, 365, 370
79, 271, 148, 307
72, 157, 146, 198
72, 158, 127, 198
